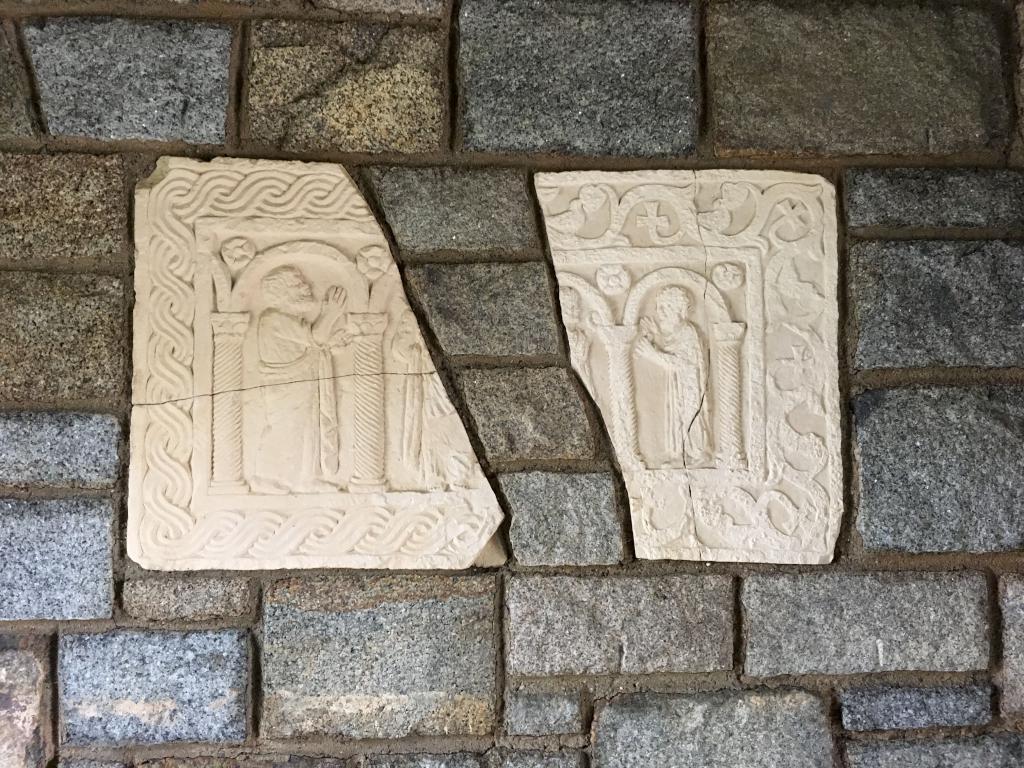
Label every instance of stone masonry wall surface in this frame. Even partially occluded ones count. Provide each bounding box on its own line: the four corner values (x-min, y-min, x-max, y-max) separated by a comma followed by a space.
1, 0, 1024, 766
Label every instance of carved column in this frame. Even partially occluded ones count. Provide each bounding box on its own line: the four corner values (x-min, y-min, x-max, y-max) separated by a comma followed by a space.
594, 325, 642, 469
349, 312, 390, 490
210, 312, 250, 492
713, 322, 746, 469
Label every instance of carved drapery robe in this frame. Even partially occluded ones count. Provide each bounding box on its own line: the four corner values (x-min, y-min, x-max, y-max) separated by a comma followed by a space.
251, 309, 340, 491
634, 321, 712, 466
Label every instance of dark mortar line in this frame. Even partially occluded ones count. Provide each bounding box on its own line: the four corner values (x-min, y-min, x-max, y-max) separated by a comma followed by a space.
248, 618, 263, 744
853, 367, 1024, 392
826, 687, 847, 768
7, 18, 47, 136
225, 19, 246, 151
731, 574, 744, 681
848, 226, 1024, 242
494, 570, 507, 738
0, 135, 1013, 173
47, 632, 59, 766
989, 569, 1006, 723
834, 169, 860, 565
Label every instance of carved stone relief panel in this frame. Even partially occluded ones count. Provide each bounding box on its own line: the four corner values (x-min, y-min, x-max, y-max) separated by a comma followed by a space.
536, 170, 842, 564
128, 157, 502, 570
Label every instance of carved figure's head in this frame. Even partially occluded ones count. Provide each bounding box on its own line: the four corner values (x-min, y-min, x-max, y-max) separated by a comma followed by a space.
262, 266, 315, 312
560, 287, 582, 323
654, 285, 693, 332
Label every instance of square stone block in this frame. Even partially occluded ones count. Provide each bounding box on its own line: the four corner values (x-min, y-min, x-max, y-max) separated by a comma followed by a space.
742, 572, 989, 676
0, 412, 120, 488
23, 18, 231, 143
506, 575, 733, 676
247, 22, 444, 153
406, 263, 560, 357
459, 0, 698, 156
0, 499, 113, 621
59, 630, 248, 745
708, 0, 1009, 156
0, 272, 124, 403
261, 575, 497, 739
369, 167, 538, 255
593, 690, 833, 768
129, 157, 501, 570
0, 153, 126, 269
536, 170, 842, 564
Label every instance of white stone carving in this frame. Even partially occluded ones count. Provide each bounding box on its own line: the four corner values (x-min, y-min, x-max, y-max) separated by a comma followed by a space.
128, 157, 502, 570
536, 170, 842, 564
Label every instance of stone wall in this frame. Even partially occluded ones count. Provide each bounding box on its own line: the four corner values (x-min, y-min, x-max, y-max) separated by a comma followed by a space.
0, 1, 1023, 766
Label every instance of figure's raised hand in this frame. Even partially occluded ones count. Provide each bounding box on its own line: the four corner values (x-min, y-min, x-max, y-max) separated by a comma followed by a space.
324, 285, 347, 307
639, 316, 657, 340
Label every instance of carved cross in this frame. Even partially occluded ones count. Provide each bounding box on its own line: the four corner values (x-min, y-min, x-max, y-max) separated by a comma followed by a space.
636, 202, 670, 241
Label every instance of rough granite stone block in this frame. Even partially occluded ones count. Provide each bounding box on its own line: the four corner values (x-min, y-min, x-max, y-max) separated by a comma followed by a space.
0, 499, 112, 620
369, 167, 537, 254
247, 22, 444, 153
851, 242, 1024, 369
840, 685, 992, 731
845, 736, 1024, 768
0, 644, 47, 768
742, 572, 989, 676
122, 577, 254, 622
846, 169, 1024, 230
855, 388, 1024, 552
457, 368, 594, 462
406, 264, 560, 357
593, 690, 833, 768
506, 575, 732, 676
262, 575, 497, 739
0, 272, 124, 402
708, 1, 1009, 155
138, 760, 349, 768
0, 412, 120, 488
459, 0, 698, 156
24, 18, 231, 143
1000, 576, 1024, 713
59, 630, 248, 745
499, 472, 622, 566
366, 753, 581, 768
504, 689, 584, 736
0, 34, 33, 138
0, 153, 126, 269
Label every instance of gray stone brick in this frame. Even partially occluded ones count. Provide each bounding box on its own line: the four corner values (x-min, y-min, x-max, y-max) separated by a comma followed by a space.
0, 499, 112, 620
0, 412, 120, 488
845, 736, 1024, 768
742, 572, 989, 676
0, 644, 47, 768
122, 577, 254, 622
855, 388, 1024, 553
504, 688, 584, 736
593, 690, 833, 768
0, 153, 126, 269
1000, 576, 1024, 713
369, 167, 537, 254
59, 630, 248, 745
459, 0, 698, 156
248, 22, 444, 153
0, 34, 33, 138
366, 753, 581, 768
24, 18, 230, 143
499, 472, 622, 566
457, 368, 594, 463
0, 272, 124, 402
262, 575, 497, 739
406, 264, 559, 357
708, 1, 1009, 155
846, 169, 1024, 230
506, 575, 732, 676
851, 242, 1024, 369
840, 685, 991, 731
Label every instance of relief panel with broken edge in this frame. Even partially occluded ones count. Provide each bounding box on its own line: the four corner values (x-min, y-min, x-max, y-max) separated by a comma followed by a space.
537, 170, 842, 564
128, 157, 503, 570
